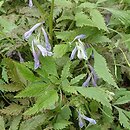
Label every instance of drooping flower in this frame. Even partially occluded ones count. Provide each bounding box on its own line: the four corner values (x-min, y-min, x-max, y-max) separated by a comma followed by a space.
70, 34, 87, 60
41, 27, 51, 51
82, 64, 98, 87
78, 111, 96, 128
32, 40, 40, 69
31, 37, 53, 70
29, 0, 33, 7
23, 22, 44, 40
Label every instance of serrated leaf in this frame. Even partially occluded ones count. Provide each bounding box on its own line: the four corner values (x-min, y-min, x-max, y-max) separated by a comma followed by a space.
75, 12, 94, 27
78, 2, 97, 9
0, 116, 5, 130
14, 62, 36, 85
0, 83, 23, 92
2, 66, 8, 83
40, 57, 58, 77
0, 104, 24, 116
19, 114, 45, 130
9, 115, 22, 130
53, 120, 71, 130
24, 89, 59, 115
53, 0, 73, 8
61, 61, 72, 80
70, 74, 86, 85
57, 106, 72, 121
55, 30, 76, 41
53, 44, 69, 58
76, 87, 111, 108
115, 107, 130, 129
114, 95, 130, 105
62, 79, 77, 94
102, 106, 113, 123
94, 49, 118, 88
0, 16, 17, 33
15, 83, 47, 98
90, 9, 108, 31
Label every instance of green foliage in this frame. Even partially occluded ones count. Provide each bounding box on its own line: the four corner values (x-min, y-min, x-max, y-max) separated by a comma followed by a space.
0, 104, 24, 116
0, 0, 130, 129
9, 115, 22, 130
19, 114, 45, 130
24, 89, 59, 115
115, 107, 130, 130
76, 87, 111, 108
90, 9, 108, 31
94, 49, 118, 88
0, 116, 5, 130
53, 44, 69, 58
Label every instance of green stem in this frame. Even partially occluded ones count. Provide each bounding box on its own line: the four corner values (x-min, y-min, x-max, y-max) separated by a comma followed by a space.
49, 0, 54, 44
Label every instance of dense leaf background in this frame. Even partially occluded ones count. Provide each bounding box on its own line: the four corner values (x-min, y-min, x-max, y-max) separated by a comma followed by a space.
0, 0, 130, 129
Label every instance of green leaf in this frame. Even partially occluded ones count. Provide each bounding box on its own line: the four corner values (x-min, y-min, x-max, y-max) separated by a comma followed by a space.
15, 83, 47, 98
53, 0, 73, 8
90, 9, 108, 31
0, 16, 17, 33
61, 61, 72, 80
19, 114, 45, 130
24, 89, 59, 115
94, 49, 118, 88
115, 107, 130, 130
40, 57, 58, 77
70, 74, 86, 85
57, 106, 72, 121
53, 120, 71, 130
114, 95, 130, 105
75, 12, 94, 27
102, 106, 113, 123
2, 66, 8, 83
14, 62, 36, 85
0, 116, 5, 130
53, 44, 69, 58
9, 115, 22, 130
76, 87, 111, 108
0, 83, 23, 92
105, 8, 130, 25
0, 104, 24, 116
78, 2, 97, 9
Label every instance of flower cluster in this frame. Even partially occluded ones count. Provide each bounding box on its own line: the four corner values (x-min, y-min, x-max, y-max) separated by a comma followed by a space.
70, 34, 88, 60
78, 111, 96, 128
23, 22, 52, 69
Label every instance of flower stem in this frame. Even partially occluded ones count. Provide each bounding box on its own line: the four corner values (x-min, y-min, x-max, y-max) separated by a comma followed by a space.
49, 0, 54, 44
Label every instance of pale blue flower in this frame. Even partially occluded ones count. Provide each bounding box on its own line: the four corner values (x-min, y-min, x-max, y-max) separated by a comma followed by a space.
31, 38, 53, 69
23, 22, 44, 40
29, 0, 33, 7
70, 46, 77, 60
82, 65, 98, 87
70, 34, 86, 44
32, 40, 40, 70
70, 34, 87, 60
78, 111, 96, 128
41, 27, 51, 51
82, 73, 92, 87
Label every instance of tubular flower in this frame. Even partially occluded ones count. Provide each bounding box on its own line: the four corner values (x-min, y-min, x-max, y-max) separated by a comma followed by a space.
29, 0, 33, 7
78, 111, 96, 128
23, 22, 44, 40
32, 38, 53, 70
70, 34, 87, 60
41, 27, 51, 51
82, 65, 98, 87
